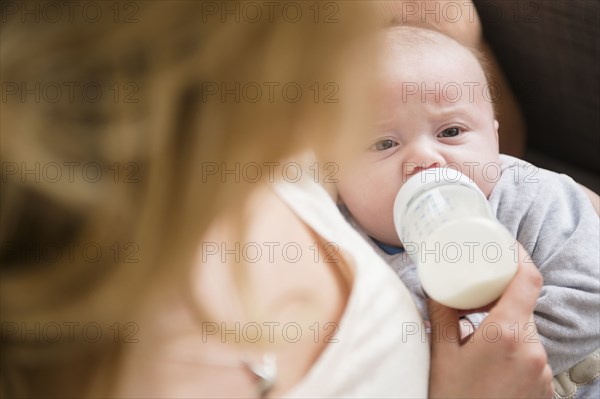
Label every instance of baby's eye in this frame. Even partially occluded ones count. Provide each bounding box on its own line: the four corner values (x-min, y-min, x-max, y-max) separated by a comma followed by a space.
371, 139, 398, 151
438, 127, 461, 138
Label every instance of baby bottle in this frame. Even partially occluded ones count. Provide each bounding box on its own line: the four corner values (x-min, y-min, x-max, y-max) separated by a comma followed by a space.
393, 167, 518, 309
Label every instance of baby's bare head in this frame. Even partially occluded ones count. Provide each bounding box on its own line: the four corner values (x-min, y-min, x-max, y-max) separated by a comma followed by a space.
381, 25, 495, 116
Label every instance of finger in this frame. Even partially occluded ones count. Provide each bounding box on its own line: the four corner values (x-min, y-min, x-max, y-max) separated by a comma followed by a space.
487, 243, 542, 326
427, 299, 461, 356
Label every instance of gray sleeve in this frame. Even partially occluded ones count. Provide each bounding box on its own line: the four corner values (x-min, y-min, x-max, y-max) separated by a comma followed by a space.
491, 156, 600, 374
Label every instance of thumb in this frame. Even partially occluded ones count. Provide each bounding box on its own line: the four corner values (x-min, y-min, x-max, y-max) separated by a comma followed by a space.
427, 299, 461, 356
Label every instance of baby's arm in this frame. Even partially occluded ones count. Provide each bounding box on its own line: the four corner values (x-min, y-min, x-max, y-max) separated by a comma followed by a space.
493, 160, 600, 374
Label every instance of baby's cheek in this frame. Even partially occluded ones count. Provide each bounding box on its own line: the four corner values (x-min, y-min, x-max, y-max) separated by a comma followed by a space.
474, 166, 500, 198
463, 150, 501, 197
480, 180, 498, 199
370, 197, 402, 245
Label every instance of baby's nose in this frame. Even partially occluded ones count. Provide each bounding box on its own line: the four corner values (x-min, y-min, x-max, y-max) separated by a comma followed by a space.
402, 139, 445, 176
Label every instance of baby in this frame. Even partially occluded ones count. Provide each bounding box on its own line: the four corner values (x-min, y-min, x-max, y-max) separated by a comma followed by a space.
336, 26, 599, 397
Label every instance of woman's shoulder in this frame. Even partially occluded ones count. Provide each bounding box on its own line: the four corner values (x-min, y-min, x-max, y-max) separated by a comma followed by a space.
193, 178, 429, 397
197, 184, 351, 397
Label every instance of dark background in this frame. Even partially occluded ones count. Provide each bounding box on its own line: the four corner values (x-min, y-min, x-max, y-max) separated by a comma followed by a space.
474, 0, 599, 192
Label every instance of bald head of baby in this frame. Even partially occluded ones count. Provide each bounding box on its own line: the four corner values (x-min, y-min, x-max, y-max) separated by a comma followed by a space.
380, 25, 495, 118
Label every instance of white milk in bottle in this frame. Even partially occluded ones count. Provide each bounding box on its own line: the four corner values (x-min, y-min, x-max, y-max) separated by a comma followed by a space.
393, 168, 518, 309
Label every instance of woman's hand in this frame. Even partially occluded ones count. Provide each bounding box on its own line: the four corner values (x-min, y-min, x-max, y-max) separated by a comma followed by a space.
428, 244, 554, 398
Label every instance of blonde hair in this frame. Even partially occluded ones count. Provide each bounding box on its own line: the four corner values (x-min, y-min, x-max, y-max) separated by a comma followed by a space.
0, 2, 378, 396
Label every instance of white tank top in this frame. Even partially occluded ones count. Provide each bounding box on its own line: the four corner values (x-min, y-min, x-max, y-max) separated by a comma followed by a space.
273, 176, 429, 398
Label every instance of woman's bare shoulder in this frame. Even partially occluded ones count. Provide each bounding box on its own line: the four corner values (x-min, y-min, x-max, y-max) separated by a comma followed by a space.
114, 186, 351, 397
196, 185, 351, 396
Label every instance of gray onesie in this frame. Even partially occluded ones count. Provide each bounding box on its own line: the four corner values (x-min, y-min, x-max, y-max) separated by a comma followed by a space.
341, 155, 599, 397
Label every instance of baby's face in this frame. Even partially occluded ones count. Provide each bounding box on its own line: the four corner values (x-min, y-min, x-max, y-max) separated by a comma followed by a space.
337, 36, 501, 246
